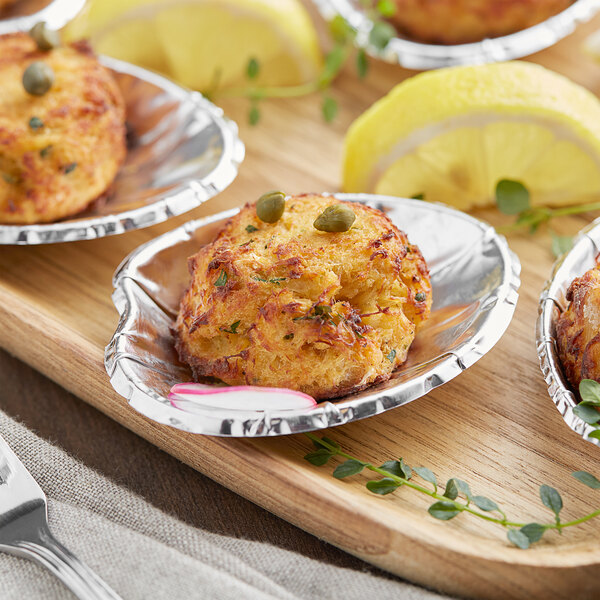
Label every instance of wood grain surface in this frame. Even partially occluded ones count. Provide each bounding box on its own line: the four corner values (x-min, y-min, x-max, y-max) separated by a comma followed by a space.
2, 7, 600, 600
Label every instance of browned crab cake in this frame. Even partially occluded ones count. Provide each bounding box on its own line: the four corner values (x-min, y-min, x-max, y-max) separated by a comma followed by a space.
556, 266, 600, 390
0, 32, 126, 224
174, 194, 432, 400
387, 0, 573, 45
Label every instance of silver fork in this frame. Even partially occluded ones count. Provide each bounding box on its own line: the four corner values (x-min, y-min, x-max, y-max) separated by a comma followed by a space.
0, 433, 122, 599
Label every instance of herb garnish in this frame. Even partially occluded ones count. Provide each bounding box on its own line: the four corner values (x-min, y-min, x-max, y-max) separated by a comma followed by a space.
40, 145, 52, 158
63, 162, 77, 174
246, 225, 259, 233
212, 2, 396, 125
29, 116, 44, 130
415, 292, 426, 302
221, 320, 241, 334
386, 349, 396, 362
240, 239, 254, 247
304, 434, 600, 549
283, 333, 294, 340
214, 270, 228, 286
574, 379, 600, 441
495, 179, 600, 257
1, 173, 16, 184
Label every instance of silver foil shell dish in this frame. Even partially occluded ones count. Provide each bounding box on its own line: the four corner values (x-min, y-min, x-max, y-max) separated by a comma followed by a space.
0, 0, 86, 34
312, 0, 600, 69
105, 194, 521, 437
537, 220, 600, 448
0, 57, 244, 245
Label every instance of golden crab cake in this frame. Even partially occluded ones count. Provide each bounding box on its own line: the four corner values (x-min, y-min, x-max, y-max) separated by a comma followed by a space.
174, 194, 432, 400
388, 0, 573, 45
557, 266, 600, 390
0, 33, 126, 224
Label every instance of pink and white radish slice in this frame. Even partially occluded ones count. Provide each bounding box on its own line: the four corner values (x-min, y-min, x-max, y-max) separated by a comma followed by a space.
169, 383, 317, 413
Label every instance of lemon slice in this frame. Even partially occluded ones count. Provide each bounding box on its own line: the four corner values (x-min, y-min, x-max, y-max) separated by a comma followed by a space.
63, 0, 322, 91
343, 62, 600, 210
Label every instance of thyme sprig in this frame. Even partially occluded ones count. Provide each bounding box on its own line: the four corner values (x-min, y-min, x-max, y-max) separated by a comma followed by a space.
212, 1, 397, 125
495, 179, 600, 257
304, 427, 600, 549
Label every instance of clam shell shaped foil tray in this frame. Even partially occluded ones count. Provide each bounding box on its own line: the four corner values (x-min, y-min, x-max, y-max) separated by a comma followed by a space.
0, 57, 244, 245
105, 194, 520, 437
537, 219, 600, 448
0, 0, 85, 35
312, 0, 600, 69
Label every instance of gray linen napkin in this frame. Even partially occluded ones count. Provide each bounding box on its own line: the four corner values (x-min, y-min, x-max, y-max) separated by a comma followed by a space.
0, 410, 450, 600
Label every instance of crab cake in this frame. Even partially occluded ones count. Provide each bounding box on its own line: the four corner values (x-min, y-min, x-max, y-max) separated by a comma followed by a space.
557, 266, 600, 389
174, 194, 432, 400
388, 0, 573, 45
0, 32, 126, 224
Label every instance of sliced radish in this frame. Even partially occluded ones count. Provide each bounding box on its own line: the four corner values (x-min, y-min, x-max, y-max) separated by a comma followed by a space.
168, 382, 317, 412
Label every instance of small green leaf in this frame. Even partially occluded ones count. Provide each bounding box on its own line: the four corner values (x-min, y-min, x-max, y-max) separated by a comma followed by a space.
283, 333, 294, 340
413, 467, 437, 490
472, 496, 499, 512
507, 529, 530, 549
415, 292, 426, 302
214, 270, 228, 287
333, 459, 365, 479
376, 0, 397, 17
221, 320, 241, 334
428, 501, 460, 521
245, 224, 258, 233
356, 48, 368, 78
580, 380, 600, 405
589, 430, 600, 440
540, 485, 563, 518
321, 436, 340, 449
329, 15, 354, 44
63, 162, 77, 174
367, 478, 400, 495
322, 96, 338, 123
551, 233, 573, 259
249, 104, 261, 126
319, 45, 345, 86
246, 57, 260, 79
495, 179, 530, 215
453, 479, 472, 501
411, 193, 424, 200
520, 523, 546, 544
378, 461, 410, 481
443, 479, 458, 500
400, 458, 412, 480
572, 471, 600, 489
40, 144, 52, 158
386, 349, 396, 363
304, 449, 332, 466
573, 404, 600, 424
369, 21, 396, 51
29, 116, 44, 129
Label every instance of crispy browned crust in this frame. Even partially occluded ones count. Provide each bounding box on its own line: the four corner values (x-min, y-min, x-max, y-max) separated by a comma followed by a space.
388, 0, 573, 45
0, 32, 126, 224
174, 194, 432, 400
556, 266, 600, 390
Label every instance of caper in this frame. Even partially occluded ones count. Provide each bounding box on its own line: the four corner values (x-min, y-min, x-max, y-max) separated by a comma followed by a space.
256, 191, 285, 223
22, 61, 54, 96
29, 22, 60, 51
415, 292, 426, 302
313, 204, 356, 232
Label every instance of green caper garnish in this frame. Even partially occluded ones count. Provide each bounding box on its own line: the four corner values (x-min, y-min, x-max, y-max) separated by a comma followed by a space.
256, 191, 285, 223
29, 22, 60, 51
313, 204, 356, 232
415, 292, 426, 302
22, 61, 54, 96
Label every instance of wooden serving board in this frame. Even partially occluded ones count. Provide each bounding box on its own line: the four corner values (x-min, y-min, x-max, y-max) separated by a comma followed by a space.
3, 8, 600, 600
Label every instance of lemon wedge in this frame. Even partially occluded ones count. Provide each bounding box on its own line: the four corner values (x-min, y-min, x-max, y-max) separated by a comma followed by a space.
343, 62, 600, 210
63, 0, 322, 91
